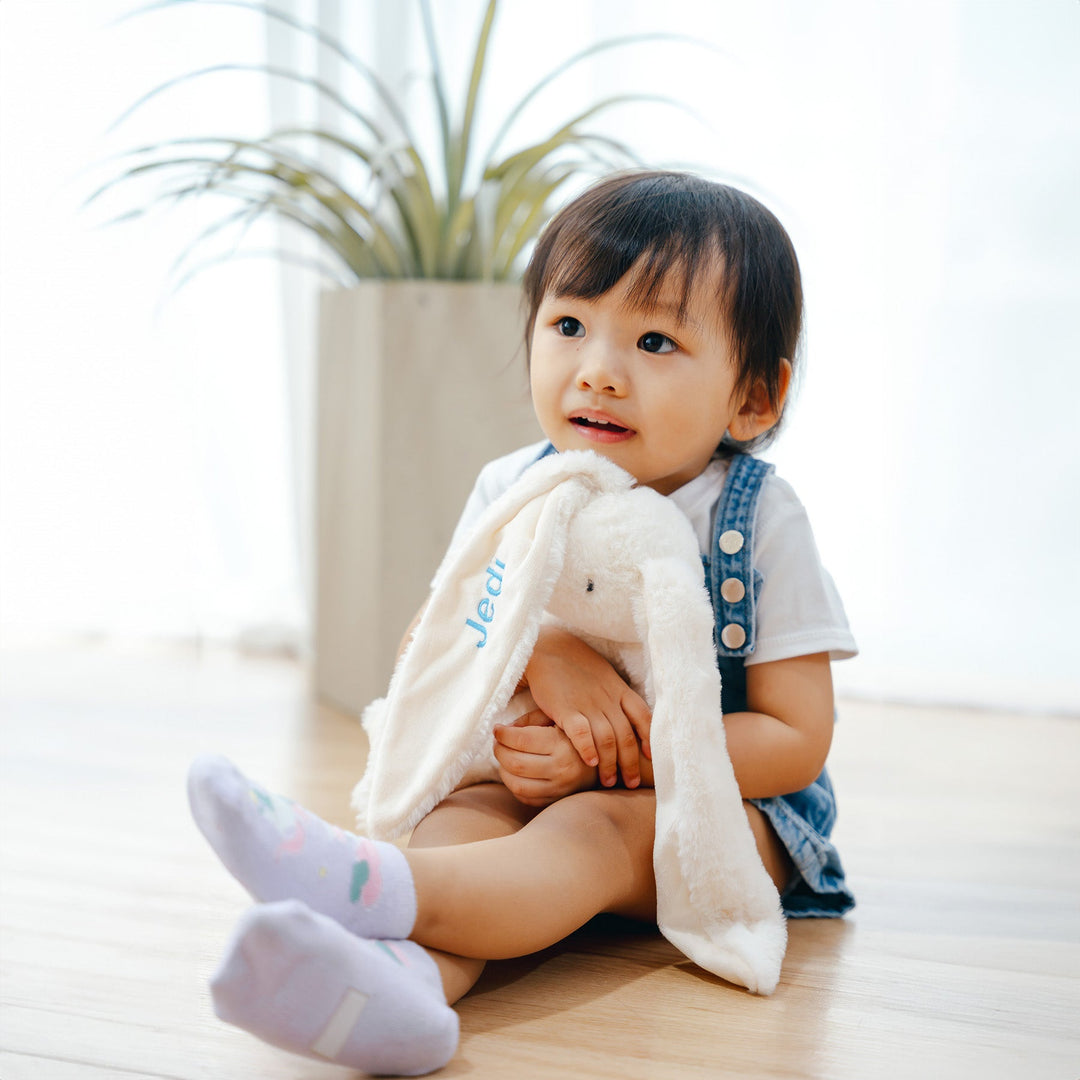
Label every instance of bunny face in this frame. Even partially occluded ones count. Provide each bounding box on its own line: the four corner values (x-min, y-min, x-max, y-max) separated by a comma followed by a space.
546, 487, 703, 644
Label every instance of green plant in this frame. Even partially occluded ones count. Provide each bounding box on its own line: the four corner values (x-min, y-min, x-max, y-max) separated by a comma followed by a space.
97, 0, 697, 285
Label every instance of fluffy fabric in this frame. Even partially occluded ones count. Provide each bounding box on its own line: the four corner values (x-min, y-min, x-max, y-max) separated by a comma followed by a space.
352, 450, 787, 994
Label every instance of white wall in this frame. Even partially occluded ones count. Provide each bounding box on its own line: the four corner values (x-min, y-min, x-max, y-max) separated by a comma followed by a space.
1, 1, 1077, 710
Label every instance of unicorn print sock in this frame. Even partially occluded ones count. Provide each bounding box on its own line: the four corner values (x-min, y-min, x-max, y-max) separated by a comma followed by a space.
187, 754, 416, 940
211, 900, 458, 1076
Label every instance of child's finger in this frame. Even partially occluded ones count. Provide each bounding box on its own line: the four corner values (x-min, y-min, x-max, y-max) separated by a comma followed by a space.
621, 691, 653, 759
492, 740, 550, 780
584, 716, 622, 788
558, 711, 601, 771
507, 709, 555, 729
493, 722, 559, 754
606, 711, 642, 789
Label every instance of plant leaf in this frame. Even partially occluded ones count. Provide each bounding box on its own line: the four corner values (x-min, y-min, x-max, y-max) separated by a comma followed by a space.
109, 64, 388, 147
482, 33, 717, 166
117, 0, 418, 145
418, 0, 453, 203
169, 245, 355, 294
452, 0, 498, 209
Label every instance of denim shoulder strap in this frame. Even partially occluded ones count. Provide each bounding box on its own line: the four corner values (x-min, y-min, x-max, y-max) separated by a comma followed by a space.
707, 453, 775, 659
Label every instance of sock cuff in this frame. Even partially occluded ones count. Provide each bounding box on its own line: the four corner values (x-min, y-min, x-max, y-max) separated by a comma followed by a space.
376, 842, 418, 939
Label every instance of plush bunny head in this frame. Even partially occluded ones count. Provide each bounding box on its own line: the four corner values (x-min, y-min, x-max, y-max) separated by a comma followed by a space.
544, 486, 702, 645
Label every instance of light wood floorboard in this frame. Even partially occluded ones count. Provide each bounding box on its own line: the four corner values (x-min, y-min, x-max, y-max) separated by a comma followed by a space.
1, 644, 1077, 1079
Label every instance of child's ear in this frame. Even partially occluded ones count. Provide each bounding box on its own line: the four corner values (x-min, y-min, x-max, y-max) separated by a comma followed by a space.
727, 359, 792, 442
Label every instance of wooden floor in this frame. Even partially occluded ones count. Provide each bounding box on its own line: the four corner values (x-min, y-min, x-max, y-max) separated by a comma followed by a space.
1, 644, 1077, 1079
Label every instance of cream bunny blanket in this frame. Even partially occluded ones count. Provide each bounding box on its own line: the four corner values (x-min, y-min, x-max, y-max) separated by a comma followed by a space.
352, 450, 787, 994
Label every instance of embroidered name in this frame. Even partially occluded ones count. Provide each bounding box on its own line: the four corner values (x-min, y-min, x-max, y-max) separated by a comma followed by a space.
465, 559, 505, 648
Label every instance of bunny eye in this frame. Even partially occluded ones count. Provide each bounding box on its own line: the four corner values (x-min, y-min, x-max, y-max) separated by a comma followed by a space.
586, 579, 595, 593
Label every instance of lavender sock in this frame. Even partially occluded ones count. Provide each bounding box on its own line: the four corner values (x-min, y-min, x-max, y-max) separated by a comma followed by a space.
187, 754, 416, 939
211, 900, 458, 1076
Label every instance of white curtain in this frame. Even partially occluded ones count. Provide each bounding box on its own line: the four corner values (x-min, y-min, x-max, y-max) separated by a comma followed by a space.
1, 0, 304, 648
2, 1, 1077, 711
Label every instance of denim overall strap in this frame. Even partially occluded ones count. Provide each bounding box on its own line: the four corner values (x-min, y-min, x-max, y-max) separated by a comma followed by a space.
707, 453, 775, 661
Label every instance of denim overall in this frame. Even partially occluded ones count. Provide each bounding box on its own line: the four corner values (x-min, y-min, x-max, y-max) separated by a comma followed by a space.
705, 453, 854, 917
530, 444, 855, 917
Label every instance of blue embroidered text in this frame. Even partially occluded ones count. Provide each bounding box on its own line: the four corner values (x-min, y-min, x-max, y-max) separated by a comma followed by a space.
465, 559, 506, 648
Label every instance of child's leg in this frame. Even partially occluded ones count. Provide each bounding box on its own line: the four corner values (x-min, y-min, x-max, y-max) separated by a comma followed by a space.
406, 782, 542, 1004
205, 786, 529, 1072
744, 800, 795, 893
190, 755, 656, 961
404, 787, 658, 961
412, 798, 791, 1002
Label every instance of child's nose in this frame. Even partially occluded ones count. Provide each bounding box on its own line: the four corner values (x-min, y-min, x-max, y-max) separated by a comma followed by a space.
575, 343, 627, 396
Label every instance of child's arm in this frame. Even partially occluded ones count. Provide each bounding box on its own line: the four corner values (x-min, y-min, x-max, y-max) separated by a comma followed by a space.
520, 624, 653, 789
723, 652, 835, 798
617, 653, 835, 798
504, 636, 834, 803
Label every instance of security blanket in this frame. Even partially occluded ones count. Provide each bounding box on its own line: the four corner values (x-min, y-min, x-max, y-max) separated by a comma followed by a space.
352, 449, 787, 994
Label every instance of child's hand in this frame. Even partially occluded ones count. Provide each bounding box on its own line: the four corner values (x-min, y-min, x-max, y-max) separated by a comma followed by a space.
493, 711, 598, 807
523, 625, 651, 789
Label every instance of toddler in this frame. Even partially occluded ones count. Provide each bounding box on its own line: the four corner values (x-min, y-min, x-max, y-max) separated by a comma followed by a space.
189, 170, 857, 1075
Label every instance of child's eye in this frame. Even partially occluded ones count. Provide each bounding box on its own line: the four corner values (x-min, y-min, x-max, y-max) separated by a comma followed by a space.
639, 332, 676, 354
556, 316, 585, 338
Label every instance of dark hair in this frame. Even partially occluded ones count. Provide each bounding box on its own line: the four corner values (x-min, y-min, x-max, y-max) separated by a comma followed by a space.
522, 171, 803, 449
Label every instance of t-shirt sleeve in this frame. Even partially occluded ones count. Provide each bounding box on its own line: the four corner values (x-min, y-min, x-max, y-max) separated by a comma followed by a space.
747, 474, 858, 665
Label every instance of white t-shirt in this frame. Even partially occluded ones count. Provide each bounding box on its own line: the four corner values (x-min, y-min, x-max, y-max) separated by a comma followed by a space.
445, 441, 857, 666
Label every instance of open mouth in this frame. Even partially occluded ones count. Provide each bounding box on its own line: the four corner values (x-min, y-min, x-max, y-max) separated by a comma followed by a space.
568, 415, 635, 444
570, 417, 630, 434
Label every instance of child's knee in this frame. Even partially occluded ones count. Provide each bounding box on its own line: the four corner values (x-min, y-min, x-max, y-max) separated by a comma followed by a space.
412, 783, 535, 847
555, 788, 656, 852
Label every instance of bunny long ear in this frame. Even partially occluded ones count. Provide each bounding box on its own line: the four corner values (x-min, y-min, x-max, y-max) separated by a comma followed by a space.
356, 449, 633, 839
639, 557, 788, 995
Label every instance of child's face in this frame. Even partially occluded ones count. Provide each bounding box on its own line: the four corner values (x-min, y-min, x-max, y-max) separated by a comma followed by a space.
530, 267, 757, 495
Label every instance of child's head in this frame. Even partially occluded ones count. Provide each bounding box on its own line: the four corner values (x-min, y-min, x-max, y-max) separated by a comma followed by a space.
523, 171, 802, 462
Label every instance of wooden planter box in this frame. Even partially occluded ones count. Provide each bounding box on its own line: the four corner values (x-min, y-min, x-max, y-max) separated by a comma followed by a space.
315, 281, 541, 717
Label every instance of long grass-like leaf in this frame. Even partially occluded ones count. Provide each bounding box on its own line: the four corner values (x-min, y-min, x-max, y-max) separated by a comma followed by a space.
419, 0, 453, 202
492, 164, 589, 276
246, 192, 384, 278
109, 147, 408, 276
452, 0, 498, 209
170, 245, 354, 294
111, 174, 356, 272
166, 198, 280, 284
487, 94, 690, 182
491, 159, 576, 250
440, 195, 479, 278
275, 129, 440, 276
481, 33, 716, 169
118, 0, 418, 145
486, 132, 639, 216
109, 65, 388, 147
